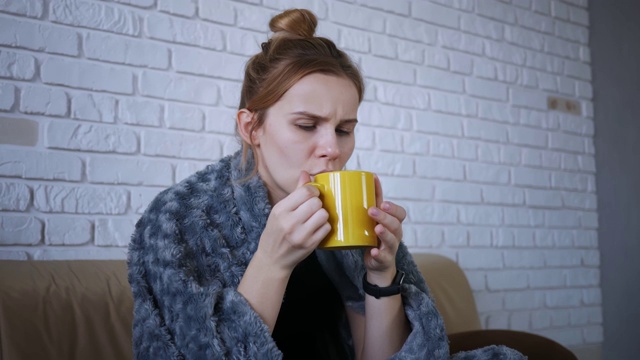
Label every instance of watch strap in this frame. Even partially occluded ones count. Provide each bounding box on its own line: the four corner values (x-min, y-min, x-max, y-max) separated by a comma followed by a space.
362, 270, 405, 299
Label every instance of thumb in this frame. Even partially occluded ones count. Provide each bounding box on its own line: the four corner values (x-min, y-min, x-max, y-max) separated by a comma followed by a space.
297, 170, 312, 188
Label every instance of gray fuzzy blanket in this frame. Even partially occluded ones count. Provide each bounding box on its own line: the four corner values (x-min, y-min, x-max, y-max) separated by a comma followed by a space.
128, 151, 525, 359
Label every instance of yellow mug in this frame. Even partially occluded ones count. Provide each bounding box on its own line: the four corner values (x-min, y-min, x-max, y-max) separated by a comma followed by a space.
310, 170, 378, 250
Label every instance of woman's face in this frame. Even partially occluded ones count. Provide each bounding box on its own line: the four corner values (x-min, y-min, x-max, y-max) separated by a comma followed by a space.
252, 73, 359, 204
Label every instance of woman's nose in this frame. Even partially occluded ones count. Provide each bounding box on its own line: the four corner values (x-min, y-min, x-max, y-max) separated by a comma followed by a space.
317, 131, 340, 159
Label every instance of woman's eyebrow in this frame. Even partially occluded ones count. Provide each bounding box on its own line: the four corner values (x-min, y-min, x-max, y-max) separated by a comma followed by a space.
290, 111, 358, 123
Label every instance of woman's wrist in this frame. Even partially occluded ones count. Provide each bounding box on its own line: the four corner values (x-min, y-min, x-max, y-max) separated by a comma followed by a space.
365, 268, 397, 287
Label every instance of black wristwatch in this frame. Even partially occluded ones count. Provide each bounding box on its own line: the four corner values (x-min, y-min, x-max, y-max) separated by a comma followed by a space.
362, 270, 405, 299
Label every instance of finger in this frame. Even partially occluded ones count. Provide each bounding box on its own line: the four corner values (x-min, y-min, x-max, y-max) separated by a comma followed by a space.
297, 170, 312, 188
373, 174, 384, 208
369, 206, 403, 238
380, 201, 407, 223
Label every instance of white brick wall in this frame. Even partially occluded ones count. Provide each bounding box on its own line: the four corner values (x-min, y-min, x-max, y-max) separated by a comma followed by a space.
0, 0, 601, 349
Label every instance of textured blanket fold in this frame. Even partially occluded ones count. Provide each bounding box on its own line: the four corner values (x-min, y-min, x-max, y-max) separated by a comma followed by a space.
128, 151, 525, 359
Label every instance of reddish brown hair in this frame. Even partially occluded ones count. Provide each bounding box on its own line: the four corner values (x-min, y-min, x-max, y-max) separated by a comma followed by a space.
238, 9, 364, 172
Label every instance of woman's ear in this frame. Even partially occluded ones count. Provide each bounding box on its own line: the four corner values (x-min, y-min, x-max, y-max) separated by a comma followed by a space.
237, 109, 259, 145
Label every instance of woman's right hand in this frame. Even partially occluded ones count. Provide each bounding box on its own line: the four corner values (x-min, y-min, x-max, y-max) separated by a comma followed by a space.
255, 171, 330, 274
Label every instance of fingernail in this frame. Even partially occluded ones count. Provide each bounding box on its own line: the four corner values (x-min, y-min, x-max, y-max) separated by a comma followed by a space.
382, 202, 391, 211
370, 207, 379, 217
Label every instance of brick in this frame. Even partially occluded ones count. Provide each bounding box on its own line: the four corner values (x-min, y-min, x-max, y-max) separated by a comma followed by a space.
0, 83, 16, 110
529, 268, 565, 288
373, 82, 429, 110
513, 167, 551, 188
563, 192, 597, 210
537, 72, 558, 91
50, 0, 140, 36
71, 93, 117, 123
204, 107, 236, 135
414, 111, 462, 136
439, 29, 483, 55
552, 172, 589, 191
416, 67, 463, 92
376, 129, 403, 152
235, 4, 273, 32
569, 6, 589, 26
467, 163, 510, 184
526, 51, 564, 74
507, 27, 544, 51
142, 130, 222, 161
582, 288, 602, 305
504, 250, 545, 268
0, 50, 36, 80
47, 122, 138, 153
464, 119, 508, 142
174, 47, 246, 81
477, 143, 500, 163
581, 211, 598, 229
546, 209, 581, 228
459, 249, 503, 269
87, 157, 173, 186
477, 0, 516, 23
402, 132, 429, 155
430, 92, 477, 116
575, 230, 598, 248
0, 148, 82, 181
362, 56, 414, 85
19, 86, 68, 117
372, 35, 398, 59
84, 32, 169, 69
387, 16, 437, 44
473, 58, 497, 79
413, 225, 444, 247
118, 98, 163, 127
477, 100, 515, 123
546, 37, 581, 60
459, 205, 502, 225
483, 186, 524, 205
42, 58, 134, 94
0, 251, 28, 260
111, 0, 155, 7
0, 215, 42, 245
468, 227, 491, 246
583, 325, 603, 343
164, 103, 204, 131
460, 14, 503, 40
545, 249, 582, 267
0, 182, 30, 211
570, 307, 601, 326
565, 268, 599, 287
354, 0, 409, 15
556, 21, 589, 44
525, 189, 563, 208
579, 155, 595, 173
198, 0, 235, 25
487, 270, 528, 290
218, 80, 241, 108
146, 13, 225, 50
448, 53, 472, 75
358, 152, 413, 177
546, 289, 582, 308
445, 227, 468, 247
532, 0, 551, 14
33, 248, 127, 260
0, 18, 79, 56
95, 218, 136, 247
159, 0, 196, 17
34, 184, 128, 214
131, 187, 163, 214
226, 29, 262, 56
456, 141, 477, 160
429, 0, 474, 12
466, 77, 508, 101
359, 102, 413, 130
139, 71, 219, 105
549, 133, 585, 153
504, 208, 545, 227
516, 8, 554, 33
354, 126, 374, 150
376, 177, 433, 201
0, 0, 44, 17
412, 2, 459, 28
562, 153, 580, 171
331, 2, 384, 33
416, 158, 464, 180
430, 137, 455, 157
339, 27, 370, 54
45, 217, 92, 245
425, 48, 449, 69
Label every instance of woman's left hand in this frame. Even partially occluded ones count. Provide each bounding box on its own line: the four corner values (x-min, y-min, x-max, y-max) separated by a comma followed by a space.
364, 175, 407, 278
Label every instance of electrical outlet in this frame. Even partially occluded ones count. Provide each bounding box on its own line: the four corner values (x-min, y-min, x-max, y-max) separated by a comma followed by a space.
547, 96, 581, 116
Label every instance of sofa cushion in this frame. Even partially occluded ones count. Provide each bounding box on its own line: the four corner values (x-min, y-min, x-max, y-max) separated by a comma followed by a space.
0, 260, 133, 360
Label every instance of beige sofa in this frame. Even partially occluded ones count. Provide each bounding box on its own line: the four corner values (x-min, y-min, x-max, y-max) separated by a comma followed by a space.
0, 254, 576, 359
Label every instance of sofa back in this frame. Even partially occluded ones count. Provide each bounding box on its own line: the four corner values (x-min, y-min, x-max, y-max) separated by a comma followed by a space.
0, 260, 133, 360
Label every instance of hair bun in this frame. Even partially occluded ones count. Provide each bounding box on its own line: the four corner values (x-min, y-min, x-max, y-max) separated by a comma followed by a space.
269, 9, 317, 39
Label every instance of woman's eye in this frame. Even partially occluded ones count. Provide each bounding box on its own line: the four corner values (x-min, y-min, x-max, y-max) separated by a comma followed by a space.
336, 128, 353, 135
297, 124, 316, 131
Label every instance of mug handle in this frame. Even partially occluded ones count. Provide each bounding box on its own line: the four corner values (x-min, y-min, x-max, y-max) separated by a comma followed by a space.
307, 182, 325, 192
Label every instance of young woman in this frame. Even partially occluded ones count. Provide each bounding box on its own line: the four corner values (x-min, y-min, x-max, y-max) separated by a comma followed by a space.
128, 8, 524, 360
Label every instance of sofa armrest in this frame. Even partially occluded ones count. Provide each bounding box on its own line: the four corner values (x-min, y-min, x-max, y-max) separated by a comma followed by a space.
449, 329, 578, 360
